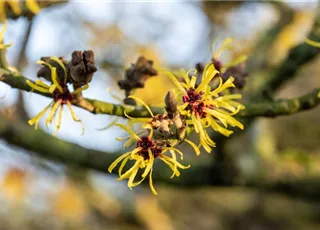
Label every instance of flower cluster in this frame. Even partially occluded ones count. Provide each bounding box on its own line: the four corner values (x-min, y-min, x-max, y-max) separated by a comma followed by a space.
166, 63, 244, 153
109, 95, 200, 194
108, 38, 246, 194
26, 57, 88, 135
108, 123, 190, 195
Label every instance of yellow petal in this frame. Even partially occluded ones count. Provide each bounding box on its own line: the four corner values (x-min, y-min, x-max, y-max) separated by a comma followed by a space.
72, 84, 89, 95
149, 169, 157, 195
118, 160, 140, 180
213, 37, 233, 59
141, 149, 154, 178
305, 38, 320, 48
35, 79, 50, 89
26, 80, 50, 93
28, 102, 53, 128
115, 123, 141, 141
45, 100, 62, 128
66, 101, 80, 122
25, 0, 41, 14
7, 1, 22, 15
52, 105, 63, 136
184, 139, 200, 156
210, 77, 235, 96
108, 152, 131, 173
196, 65, 219, 93
168, 150, 177, 178
128, 95, 154, 117
165, 147, 184, 160
165, 71, 186, 93
50, 56, 67, 82
118, 154, 130, 176
161, 155, 190, 170
0, 2, 6, 22
128, 166, 140, 189
124, 110, 151, 123
159, 157, 180, 177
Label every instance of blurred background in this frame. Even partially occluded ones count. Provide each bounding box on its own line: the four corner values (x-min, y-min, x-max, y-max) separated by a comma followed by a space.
0, 1, 320, 230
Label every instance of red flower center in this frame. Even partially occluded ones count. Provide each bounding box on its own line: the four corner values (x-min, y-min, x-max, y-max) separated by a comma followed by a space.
182, 88, 211, 118
136, 136, 162, 159
212, 58, 223, 72
53, 85, 73, 104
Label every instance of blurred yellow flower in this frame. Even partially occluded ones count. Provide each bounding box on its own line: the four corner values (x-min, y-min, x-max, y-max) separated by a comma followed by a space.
212, 37, 247, 72
0, 0, 40, 22
166, 63, 245, 153
0, 167, 28, 204
52, 183, 88, 222
26, 57, 87, 135
108, 124, 190, 195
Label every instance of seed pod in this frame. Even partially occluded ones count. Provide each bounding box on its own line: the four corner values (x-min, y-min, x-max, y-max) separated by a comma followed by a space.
118, 56, 157, 104
222, 63, 248, 90
68, 50, 97, 88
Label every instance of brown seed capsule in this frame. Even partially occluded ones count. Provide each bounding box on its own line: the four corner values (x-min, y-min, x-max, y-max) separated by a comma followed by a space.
118, 56, 157, 104
37, 57, 68, 83
222, 63, 248, 90
68, 50, 97, 88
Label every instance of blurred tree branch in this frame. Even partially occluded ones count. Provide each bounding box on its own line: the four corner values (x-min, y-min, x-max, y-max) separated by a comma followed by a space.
250, 3, 320, 100
1, 113, 320, 201
246, 1, 295, 72
0, 113, 212, 186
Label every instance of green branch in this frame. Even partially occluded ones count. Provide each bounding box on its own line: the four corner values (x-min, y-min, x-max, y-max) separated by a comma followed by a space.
1, 71, 320, 119
239, 89, 320, 118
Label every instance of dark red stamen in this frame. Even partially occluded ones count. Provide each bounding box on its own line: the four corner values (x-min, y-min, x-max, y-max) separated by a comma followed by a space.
136, 136, 162, 159
212, 58, 223, 72
182, 88, 214, 118
53, 85, 73, 104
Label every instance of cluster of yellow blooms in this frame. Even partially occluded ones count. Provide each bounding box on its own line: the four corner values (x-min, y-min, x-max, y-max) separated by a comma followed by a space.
108, 37, 319, 194
109, 39, 248, 194
26, 58, 88, 136
1, 11, 319, 194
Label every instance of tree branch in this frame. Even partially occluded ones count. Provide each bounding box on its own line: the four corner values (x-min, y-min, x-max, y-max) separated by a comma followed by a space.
239, 88, 320, 118
1, 71, 320, 119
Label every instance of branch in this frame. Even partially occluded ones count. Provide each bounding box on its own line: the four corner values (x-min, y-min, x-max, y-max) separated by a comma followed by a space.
239, 88, 320, 118
1, 71, 320, 119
